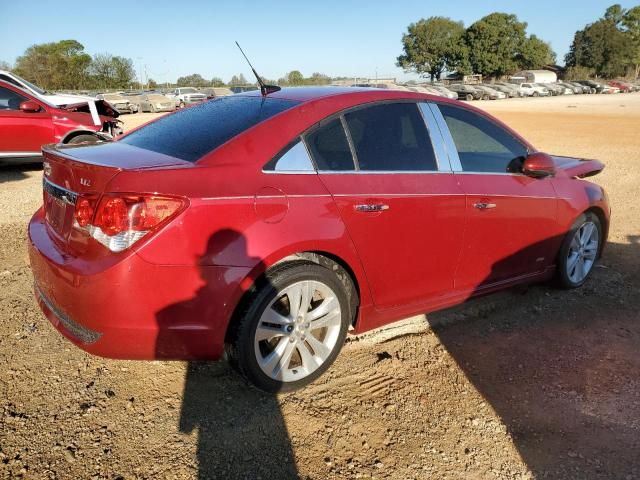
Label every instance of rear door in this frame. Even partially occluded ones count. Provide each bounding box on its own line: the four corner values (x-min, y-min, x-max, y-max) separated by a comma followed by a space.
0, 85, 52, 153
433, 103, 558, 291
309, 101, 466, 310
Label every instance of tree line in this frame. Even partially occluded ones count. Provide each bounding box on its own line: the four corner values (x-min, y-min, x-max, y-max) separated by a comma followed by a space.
398, 5, 639, 81
396, 13, 556, 81
566, 4, 640, 79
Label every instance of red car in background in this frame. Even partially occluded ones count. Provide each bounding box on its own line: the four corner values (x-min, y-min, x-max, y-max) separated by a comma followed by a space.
607, 80, 633, 93
0, 80, 120, 164
28, 87, 610, 392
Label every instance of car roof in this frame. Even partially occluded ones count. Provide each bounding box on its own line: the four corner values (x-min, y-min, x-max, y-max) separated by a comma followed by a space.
235, 86, 442, 103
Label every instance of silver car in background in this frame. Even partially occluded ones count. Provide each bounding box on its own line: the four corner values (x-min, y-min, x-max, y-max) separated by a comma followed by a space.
95, 93, 138, 114
137, 93, 177, 113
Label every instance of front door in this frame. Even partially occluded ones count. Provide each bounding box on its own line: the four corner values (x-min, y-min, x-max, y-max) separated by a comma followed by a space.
0, 86, 52, 153
306, 101, 466, 310
435, 103, 558, 291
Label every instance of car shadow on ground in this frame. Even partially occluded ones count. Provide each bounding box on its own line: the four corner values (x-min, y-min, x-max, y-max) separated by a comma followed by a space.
155, 229, 298, 479
428, 236, 640, 479
0, 162, 41, 183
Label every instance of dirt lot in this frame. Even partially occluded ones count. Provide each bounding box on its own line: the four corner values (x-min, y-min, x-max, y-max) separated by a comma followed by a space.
1, 93, 639, 480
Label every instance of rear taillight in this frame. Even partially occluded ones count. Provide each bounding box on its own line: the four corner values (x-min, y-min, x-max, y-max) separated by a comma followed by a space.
73, 194, 186, 252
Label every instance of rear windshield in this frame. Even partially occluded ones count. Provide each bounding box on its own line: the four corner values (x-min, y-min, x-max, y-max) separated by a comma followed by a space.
120, 96, 299, 162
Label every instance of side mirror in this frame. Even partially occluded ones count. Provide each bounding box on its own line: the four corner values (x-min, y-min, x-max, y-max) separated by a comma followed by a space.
19, 101, 41, 113
523, 152, 556, 178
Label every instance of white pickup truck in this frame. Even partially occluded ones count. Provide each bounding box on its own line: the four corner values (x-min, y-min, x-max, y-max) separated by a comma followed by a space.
167, 87, 207, 108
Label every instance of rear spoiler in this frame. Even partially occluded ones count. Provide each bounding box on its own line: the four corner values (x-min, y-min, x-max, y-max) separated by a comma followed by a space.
551, 156, 604, 179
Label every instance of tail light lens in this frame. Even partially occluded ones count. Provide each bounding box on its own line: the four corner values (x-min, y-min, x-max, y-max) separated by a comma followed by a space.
73, 194, 186, 252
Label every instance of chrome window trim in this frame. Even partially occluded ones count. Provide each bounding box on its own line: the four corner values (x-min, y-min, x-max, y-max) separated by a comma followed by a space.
427, 103, 463, 172
315, 170, 449, 175
0, 151, 42, 157
417, 102, 451, 172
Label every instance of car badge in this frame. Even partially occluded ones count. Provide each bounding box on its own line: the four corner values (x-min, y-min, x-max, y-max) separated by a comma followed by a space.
43, 162, 51, 177
80, 178, 91, 187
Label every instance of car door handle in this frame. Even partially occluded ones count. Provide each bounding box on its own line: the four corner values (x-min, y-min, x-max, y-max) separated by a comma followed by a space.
473, 202, 497, 210
354, 204, 389, 212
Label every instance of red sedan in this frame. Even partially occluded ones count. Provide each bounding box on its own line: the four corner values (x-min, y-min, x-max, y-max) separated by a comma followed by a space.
28, 87, 610, 392
0, 80, 120, 164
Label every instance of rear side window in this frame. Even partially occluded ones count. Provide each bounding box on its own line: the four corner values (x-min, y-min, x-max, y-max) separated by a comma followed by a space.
120, 96, 298, 162
344, 103, 437, 171
305, 118, 355, 171
438, 104, 527, 173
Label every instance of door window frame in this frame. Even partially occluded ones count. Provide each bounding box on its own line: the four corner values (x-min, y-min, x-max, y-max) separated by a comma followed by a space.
263, 100, 455, 175
430, 102, 531, 176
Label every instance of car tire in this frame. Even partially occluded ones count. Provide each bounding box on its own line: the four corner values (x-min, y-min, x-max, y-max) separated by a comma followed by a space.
179, 101, 185, 109
65, 134, 100, 145
532, 91, 539, 97
465, 94, 473, 101
554, 212, 602, 289
226, 261, 352, 393
150, 104, 157, 113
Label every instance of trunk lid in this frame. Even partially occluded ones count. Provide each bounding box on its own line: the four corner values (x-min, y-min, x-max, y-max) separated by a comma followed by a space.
41, 142, 191, 248
551, 155, 604, 178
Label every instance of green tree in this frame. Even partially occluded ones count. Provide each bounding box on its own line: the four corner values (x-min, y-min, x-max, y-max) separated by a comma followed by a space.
229, 73, 248, 85
211, 77, 225, 87
622, 5, 640, 78
14, 40, 91, 89
285, 70, 304, 85
176, 73, 209, 87
147, 78, 158, 89
110, 56, 135, 88
517, 35, 556, 69
308, 72, 331, 85
396, 17, 467, 81
464, 13, 528, 78
0, 60, 12, 71
566, 18, 633, 77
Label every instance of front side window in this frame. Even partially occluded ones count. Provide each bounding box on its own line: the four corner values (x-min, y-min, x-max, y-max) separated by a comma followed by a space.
0, 86, 26, 110
344, 103, 437, 171
305, 118, 355, 171
438, 104, 527, 173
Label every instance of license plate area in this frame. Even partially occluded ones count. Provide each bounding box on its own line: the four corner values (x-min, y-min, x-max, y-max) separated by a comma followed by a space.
43, 179, 77, 238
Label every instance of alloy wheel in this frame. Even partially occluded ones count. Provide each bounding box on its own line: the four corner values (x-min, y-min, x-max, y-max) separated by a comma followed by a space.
566, 221, 599, 283
254, 280, 342, 383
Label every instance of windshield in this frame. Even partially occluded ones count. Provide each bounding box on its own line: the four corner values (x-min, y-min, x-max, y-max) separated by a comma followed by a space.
120, 96, 299, 162
103, 94, 125, 101
10, 73, 46, 95
180, 88, 197, 94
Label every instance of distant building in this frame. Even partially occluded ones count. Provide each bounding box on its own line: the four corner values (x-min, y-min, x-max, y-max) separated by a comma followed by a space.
443, 73, 483, 84
511, 70, 557, 84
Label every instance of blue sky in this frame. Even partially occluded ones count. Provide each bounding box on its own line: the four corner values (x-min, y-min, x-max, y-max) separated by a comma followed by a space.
0, 0, 635, 83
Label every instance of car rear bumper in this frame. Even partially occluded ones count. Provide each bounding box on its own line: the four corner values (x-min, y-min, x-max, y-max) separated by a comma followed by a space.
28, 207, 249, 361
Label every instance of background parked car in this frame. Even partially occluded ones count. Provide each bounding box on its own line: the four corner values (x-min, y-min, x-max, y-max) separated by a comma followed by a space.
475, 85, 506, 100
495, 82, 527, 97
518, 83, 550, 97
0, 70, 95, 106
200, 87, 234, 99
489, 84, 518, 98
137, 93, 177, 113
428, 85, 458, 99
608, 80, 633, 93
0, 80, 120, 164
96, 93, 138, 114
447, 83, 483, 101
168, 87, 207, 108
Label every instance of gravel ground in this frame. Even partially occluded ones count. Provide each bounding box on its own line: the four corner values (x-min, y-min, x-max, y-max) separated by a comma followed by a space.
1, 94, 639, 480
